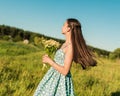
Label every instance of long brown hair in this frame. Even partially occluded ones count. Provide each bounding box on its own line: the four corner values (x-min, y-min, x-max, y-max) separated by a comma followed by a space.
67, 18, 97, 69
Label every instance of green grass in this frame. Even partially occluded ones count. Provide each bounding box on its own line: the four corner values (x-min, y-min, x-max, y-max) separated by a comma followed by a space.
0, 40, 120, 96
71, 59, 120, 96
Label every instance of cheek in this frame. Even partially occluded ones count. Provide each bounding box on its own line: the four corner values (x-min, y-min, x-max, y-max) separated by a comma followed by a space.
62, 27, 65, 33
62, 27, 67, 33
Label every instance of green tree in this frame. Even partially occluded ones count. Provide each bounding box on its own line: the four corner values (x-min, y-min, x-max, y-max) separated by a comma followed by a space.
109, 48, 120, 59
34, 36, 41, 45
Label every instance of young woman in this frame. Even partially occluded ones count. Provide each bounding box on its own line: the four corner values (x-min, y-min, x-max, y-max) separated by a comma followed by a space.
33, 18, 97, 96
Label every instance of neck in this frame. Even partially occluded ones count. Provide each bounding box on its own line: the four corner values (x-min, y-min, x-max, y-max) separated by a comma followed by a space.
65, 33, 72, 44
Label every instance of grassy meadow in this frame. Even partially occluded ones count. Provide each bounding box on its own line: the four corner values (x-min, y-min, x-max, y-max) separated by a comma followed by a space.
0, 40, 120, 96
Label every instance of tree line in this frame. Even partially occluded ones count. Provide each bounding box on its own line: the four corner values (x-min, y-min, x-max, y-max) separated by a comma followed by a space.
0, 24, 64, 43
0, 24, 119, 60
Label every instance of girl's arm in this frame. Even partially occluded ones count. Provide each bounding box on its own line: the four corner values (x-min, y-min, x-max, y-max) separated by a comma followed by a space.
42, 46, 73, 76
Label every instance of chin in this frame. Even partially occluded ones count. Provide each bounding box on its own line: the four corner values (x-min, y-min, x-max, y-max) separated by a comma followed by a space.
62, 31, 66, 34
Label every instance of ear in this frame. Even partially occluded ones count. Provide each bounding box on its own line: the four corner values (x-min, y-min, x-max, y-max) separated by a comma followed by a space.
67, 27, 71, 32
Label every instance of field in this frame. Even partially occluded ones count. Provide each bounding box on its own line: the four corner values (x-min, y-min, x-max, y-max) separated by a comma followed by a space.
0, 40, 120, 96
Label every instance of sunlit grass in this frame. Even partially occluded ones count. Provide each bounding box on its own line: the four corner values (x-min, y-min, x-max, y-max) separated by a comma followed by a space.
71, 58, 120, 96
0, 40, 120, 96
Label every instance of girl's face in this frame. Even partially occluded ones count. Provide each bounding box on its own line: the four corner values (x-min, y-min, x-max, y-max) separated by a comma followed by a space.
62, 21, 70, 34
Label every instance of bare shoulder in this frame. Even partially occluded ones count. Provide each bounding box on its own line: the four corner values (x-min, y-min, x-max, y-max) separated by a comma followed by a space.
65, 44, 73, 55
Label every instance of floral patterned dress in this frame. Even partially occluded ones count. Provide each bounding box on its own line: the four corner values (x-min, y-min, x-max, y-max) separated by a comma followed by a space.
33, 48, 75, 96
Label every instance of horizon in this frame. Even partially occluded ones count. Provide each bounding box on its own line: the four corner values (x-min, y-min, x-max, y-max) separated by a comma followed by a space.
0, 0, 120, 51
0, 24, 113, 52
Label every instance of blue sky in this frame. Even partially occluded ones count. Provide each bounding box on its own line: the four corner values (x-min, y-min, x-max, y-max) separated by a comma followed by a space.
0, 0, 120, 51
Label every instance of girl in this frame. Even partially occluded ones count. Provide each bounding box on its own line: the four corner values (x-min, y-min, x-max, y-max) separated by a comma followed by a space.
33, 18, 97, 96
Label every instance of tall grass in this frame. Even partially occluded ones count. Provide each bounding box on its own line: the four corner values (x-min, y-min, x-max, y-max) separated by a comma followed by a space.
0, 40, 120, 96
71, 59, 120, 96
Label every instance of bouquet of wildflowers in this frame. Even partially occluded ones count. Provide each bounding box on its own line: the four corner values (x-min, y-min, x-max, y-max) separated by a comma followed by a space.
42, 39, 60, 70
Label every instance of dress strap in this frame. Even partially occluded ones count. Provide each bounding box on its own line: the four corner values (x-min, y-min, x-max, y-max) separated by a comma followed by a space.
61, 43, 71, 50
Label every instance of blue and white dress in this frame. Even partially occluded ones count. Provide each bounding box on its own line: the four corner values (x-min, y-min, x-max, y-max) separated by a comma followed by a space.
33, 49, 75, 96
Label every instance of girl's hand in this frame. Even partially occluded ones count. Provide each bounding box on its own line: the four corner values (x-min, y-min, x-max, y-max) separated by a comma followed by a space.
42, 54, 54, 65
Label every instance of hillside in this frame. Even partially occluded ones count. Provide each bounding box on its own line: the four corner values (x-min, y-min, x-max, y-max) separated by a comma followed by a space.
0, 24, 111, 57
0, 40, 120, 96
